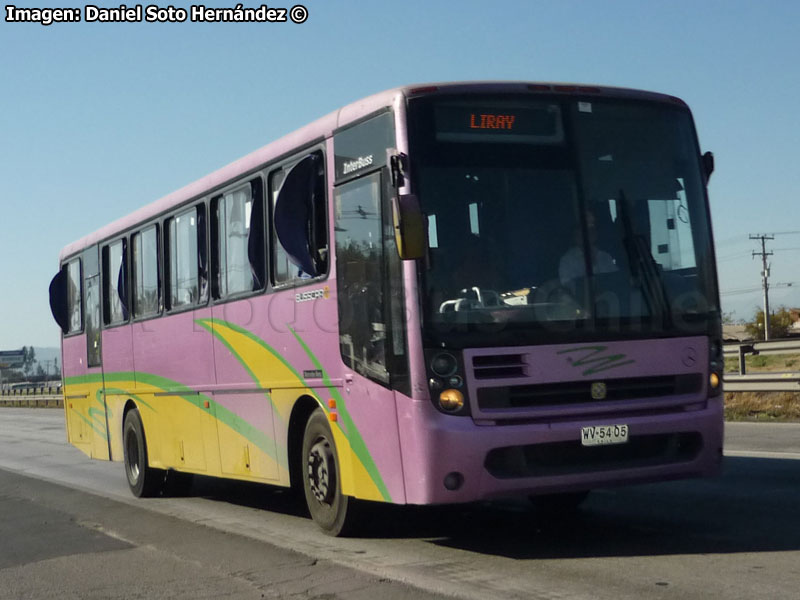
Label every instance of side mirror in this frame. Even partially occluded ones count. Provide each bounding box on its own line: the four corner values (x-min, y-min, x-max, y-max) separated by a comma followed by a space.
49, 268, 69, 334
702, 151, 715, 182
391, 194, 425, 260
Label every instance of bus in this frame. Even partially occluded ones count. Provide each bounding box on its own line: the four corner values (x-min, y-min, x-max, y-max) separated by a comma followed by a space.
49, 82, 723, 535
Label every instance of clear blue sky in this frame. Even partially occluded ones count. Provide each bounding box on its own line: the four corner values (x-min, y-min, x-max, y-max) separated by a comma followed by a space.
2, 0, 799, 348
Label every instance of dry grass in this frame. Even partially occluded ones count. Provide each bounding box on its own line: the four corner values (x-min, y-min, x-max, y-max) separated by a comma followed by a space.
724, 353, 800, 374
725, 391, 800, 421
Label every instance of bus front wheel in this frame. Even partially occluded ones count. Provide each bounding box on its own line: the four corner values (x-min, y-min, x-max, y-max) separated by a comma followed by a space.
123, 408, 163, 498
301, 408, 356, 536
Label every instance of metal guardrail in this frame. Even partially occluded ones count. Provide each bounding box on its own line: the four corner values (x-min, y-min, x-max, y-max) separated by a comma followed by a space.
723, 338, 800, 392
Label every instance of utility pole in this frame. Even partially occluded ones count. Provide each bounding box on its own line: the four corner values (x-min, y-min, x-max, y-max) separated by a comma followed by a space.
750, 234, 774, 340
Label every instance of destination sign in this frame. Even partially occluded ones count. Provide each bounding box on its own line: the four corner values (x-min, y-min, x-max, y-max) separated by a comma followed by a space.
435, 104, 563, 144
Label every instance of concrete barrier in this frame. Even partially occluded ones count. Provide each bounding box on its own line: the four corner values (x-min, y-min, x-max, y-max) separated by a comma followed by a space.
0, 395, 64, 408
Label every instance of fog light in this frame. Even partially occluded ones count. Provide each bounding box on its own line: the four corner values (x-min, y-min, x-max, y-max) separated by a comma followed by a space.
439, 389, 464, 412
709, 372, 720, 390
444, 471, 464, 491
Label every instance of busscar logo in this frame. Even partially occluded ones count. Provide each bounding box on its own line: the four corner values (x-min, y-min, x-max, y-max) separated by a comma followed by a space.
295, 287, 329, 303
342, 154, 373, 175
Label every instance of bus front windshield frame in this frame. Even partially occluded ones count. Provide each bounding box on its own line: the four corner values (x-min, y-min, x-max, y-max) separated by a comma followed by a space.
408, 94, 720, 348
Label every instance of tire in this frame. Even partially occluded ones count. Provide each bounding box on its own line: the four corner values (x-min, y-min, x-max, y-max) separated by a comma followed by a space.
301, 408, 357, 536
529, 491, 590, 515
123, 408, 163, 498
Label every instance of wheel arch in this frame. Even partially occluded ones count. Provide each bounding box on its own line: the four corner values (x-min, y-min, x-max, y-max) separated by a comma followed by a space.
287, 394, 322, 490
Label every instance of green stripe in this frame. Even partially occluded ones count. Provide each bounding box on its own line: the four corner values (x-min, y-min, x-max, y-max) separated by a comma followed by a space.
73, 407, 108, 440
103, 387, 155, 413
195, 319, 285, 427
199, 318, 391, 502
65, 371, 282, 466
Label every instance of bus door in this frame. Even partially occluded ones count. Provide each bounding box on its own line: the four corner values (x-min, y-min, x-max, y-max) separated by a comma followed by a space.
333, 167, 409, 501
67, 245, 110, 459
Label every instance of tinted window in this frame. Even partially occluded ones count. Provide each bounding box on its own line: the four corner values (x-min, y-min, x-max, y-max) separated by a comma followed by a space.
132, 225, 160, 317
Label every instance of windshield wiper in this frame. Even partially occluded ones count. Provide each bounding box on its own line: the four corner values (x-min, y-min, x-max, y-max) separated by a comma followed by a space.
615, 189, 671, 325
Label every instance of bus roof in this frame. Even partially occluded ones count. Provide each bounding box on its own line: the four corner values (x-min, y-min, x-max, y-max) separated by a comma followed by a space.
58, 81, 685, 261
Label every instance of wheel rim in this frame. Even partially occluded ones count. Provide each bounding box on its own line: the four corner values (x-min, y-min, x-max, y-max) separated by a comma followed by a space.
126, 429, 140, 483
307, 436, 334, 504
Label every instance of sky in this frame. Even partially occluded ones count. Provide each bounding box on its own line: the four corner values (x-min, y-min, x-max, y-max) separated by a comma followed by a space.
1, 0, 799, 348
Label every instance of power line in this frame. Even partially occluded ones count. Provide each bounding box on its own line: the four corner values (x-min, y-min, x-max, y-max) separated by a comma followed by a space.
750, 234, 774, 340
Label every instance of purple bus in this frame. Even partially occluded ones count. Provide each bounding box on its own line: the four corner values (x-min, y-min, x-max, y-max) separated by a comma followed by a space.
49, 82, 722, 535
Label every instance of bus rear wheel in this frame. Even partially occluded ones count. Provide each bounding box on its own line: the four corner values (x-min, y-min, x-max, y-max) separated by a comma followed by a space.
301, 408, 357, 536
123, 408, 163, 498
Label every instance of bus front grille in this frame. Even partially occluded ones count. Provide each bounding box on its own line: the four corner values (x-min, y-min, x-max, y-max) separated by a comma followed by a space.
476, 373, 703, 410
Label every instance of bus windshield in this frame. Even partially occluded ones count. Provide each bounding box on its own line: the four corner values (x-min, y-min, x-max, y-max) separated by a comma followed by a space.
408, 94, 719, 347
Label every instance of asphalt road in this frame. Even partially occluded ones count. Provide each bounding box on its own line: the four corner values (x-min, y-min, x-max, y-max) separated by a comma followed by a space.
1, 408, 799, 600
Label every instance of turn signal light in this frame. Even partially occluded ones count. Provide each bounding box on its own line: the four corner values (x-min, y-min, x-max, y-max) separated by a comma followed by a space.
439, 389, 465, 412
709, 372, 720, 390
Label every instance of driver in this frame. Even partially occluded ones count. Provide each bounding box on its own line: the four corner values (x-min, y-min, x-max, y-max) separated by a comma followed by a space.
558, 211, 618, 285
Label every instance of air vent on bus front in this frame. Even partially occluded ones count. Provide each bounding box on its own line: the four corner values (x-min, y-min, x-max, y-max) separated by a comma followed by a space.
471, 354, 527, 379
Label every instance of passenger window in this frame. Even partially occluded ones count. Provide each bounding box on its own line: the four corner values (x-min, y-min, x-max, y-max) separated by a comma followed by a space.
211, 180, 265, 298
102, 239, 128, 325
269, 150, 328, 286
132, 225, 161, 317
66, 259, 82, 333
166, 205, 208, 310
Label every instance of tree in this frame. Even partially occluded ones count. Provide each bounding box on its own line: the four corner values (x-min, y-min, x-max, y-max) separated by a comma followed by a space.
744, 306, 794, 340
22, 346, 36, 376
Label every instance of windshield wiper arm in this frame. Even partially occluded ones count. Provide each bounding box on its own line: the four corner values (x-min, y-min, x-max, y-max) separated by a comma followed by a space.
615, 189, 671, 322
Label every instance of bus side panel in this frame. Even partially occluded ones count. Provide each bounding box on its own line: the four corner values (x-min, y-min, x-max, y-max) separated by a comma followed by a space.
211, 300, 281, 483
101, 325, 135, 461
202, 292, 407, 503
131, 309, 219, 474
62, 334, 92, 456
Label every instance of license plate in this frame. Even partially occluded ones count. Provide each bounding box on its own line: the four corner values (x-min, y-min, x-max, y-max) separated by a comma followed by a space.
581, 424, 629, 446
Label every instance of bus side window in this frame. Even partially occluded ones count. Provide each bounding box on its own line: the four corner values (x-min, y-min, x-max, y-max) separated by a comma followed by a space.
269, 150, 328, 286
102, 239, 128, 325
132, 225, 161, 318
165, 205, 208, 310
211, 179, 265, 299
66, 259, 83, 333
